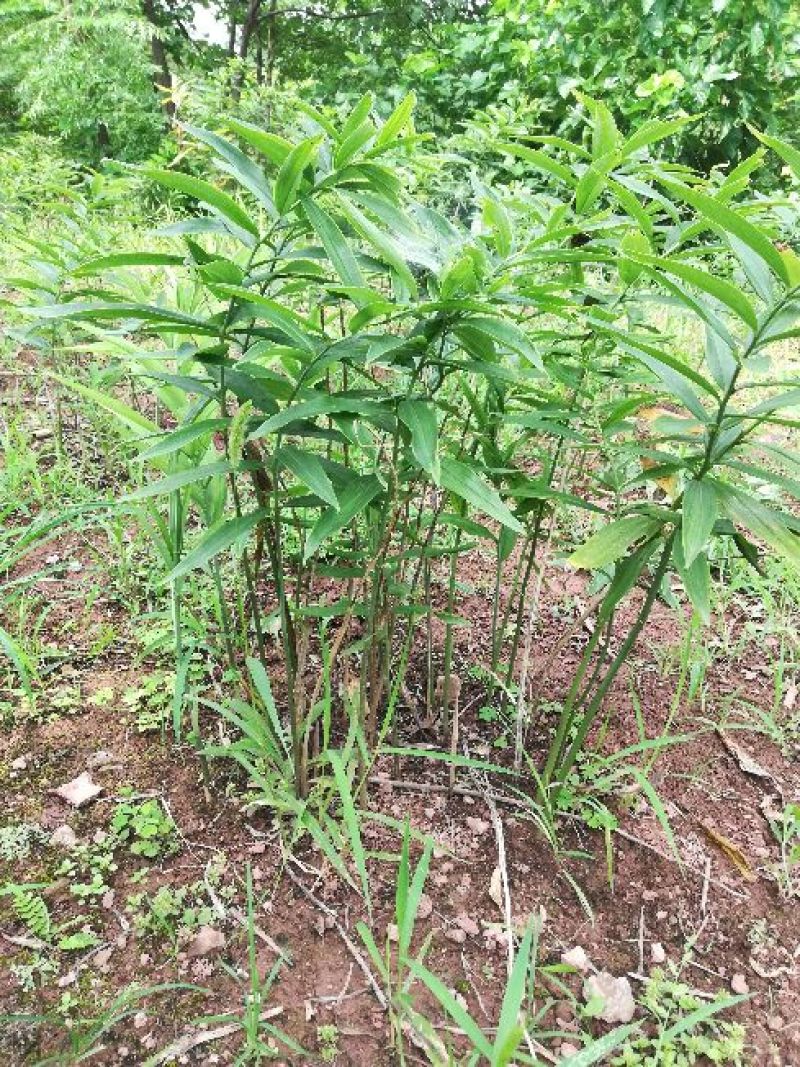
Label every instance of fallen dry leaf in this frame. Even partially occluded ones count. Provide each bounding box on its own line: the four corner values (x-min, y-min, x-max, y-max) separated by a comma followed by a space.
699, 823, 757, 882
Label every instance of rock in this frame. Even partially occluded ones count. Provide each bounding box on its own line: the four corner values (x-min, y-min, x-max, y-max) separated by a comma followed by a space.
465, 817, 490, 835
101, 890, 115, 910
87, 750, 116, 770
52, 772, 102, 808
489, 867, 503, 909
11, 756, 27, 771
186, 926, 226, 958
767, 1015, 784, 1032
561, 945, 590, 973
455, 915, 480, 937
731, 973, 749, 995
386, 923, 399, 943
445, 927, 467, 944
583, 972, 636, 1024
49, 825, 78, 849
650, 942, 666, 964
417, 893, 433, 920
559, 1043, 580, 1060
95, 947, 114, 969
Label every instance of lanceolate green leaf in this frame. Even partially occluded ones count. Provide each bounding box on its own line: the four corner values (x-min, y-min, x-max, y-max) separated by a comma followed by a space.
143, 168, 259, 238
633, 253, 758, 330
439, 457, 523, 533
138, 419, 230, 461
226, 119, 293, 167
304, 475, 383, 560
251, 394, 387, 438
374, 91, 416, 148
568, 515, 662, 569
274, 136, 321, 215
497, 143, 577, 187
752, 130, 800, 181
658, 178, 790, 286
398, 399, 439, 481
719, 487, 800, 568
681, 480, 719, 565
167, 509, 269, 582
49, 373, 158, 438
673, 540, 711, 624
183, 123, 275, 215
303, 199, 365, 288
278, 445, 339, 508
121, 461, 232, 501
73, 252, 185, 276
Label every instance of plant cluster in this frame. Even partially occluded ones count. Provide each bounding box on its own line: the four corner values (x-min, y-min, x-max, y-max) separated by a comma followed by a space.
15, 95, 800, 816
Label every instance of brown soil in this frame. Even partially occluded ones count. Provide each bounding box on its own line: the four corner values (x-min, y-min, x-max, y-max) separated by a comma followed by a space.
1, 360, 799, 1066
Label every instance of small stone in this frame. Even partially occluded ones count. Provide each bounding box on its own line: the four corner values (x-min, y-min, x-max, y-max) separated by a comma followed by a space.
656, 910, 668, 921
186, 926, 226, 958
650, 942, 666, 964
465, 817, 490, 835
92, 830, 108, 845
767, 1015, 784, 1032
417, 893, 433, 920
87, 750, 116, 769
445, 927, 467, 944
49, 825, 78, 849
387, 923, 399, 943
561, 945, 591, 973
248, 841, 267, 855
642, 890, 658, 902
133, 1011, 148, 1029
559, 1043, 579, 1060
11, 756, 27, 771
455, 915, 480, 937
57, 970, 78, 987
583, 972, 636, 1024
730, 973, 749, 995
95, 947, 114, 969
52, 772, 102, 808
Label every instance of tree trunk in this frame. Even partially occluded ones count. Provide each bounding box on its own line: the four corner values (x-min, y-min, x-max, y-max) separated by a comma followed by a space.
142, 0, 175, 119
231, 0, 262, 101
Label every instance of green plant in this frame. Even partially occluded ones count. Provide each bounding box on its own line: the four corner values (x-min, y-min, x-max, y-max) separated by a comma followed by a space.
317, 1024, 340, 1063
15, 98, 800, 827
767, 801, 800, 898
0, 823, 49, 863
110, 798, 179, 859
613, 969, 747, 1066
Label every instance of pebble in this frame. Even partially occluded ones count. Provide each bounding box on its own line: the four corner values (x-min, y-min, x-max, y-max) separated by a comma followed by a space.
650, 942, 666, 964
186, 926, 226, 958
11, 756, 27, 771
87, 750, 116, 769
455, 915, 480, 937
731, 973, 750, 995
583, 972, 636, 1024
561, 945, 591, 972
559, 1043, 579, 1060
465, 817, 490, 835
445, 927, 467, 944
417, 893, 433, 920
49, 825, 78, 849
768, 1015, 784, 1032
